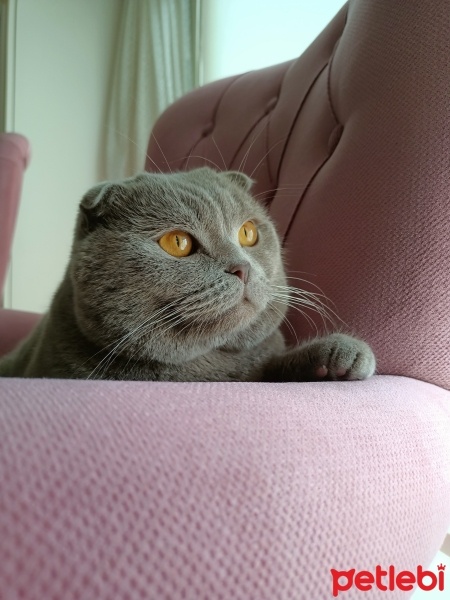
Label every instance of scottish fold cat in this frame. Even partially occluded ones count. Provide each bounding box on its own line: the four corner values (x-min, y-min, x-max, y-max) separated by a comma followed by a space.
0, 167, 375, 381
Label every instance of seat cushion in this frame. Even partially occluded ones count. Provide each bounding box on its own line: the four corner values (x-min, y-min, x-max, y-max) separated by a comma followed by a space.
1, 375, 449, 598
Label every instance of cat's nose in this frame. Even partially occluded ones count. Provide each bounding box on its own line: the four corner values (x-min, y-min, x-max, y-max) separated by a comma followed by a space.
226, 263, 250, 284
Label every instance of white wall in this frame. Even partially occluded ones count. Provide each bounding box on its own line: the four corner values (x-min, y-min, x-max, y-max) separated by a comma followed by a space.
5, 0, 121, 312
201, 0, 345, 84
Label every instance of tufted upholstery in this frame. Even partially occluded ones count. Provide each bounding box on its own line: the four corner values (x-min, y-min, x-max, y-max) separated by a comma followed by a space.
147, 0, 450, 391
1, 1, 450, 599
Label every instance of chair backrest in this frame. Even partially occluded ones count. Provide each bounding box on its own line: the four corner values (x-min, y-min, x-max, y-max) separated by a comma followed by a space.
0, 133, 30, 303
146, 0, 450, 390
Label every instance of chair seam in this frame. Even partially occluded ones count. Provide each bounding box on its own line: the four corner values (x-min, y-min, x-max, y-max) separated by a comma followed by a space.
279, 4, 349, 241
274, 62, 329, 188
326, 40, 342, 125
282, 151, 333, 245
182, 73, 249, 170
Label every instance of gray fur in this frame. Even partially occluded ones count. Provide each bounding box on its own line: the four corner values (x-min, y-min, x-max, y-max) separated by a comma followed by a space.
0, 168, 375, 382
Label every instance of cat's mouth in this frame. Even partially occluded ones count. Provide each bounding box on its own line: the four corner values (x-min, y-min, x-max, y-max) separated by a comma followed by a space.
162, 280, 270, 342
213, 294, 257, 320
212, 288, 267, 328
178, 291, 261, 334
242, 282, 268, 309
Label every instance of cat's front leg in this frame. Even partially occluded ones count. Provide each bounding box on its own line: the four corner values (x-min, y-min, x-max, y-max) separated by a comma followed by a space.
262, 333, 376, 382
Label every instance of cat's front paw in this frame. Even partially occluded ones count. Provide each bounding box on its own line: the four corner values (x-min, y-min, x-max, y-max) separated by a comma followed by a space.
302, 333, 376, 381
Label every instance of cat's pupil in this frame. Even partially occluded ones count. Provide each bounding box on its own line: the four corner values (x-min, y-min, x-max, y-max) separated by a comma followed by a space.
176, 235, 180, 247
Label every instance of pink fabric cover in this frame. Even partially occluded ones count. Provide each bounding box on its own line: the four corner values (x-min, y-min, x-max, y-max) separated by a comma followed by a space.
1, 375, 449, 599
147, 0, 450, 391
1, 1, 450, 598
0, 133, 30, 300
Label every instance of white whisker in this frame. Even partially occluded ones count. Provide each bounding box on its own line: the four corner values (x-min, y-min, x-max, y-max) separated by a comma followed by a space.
181, 155, 223, 171
249, 138, 286, 180
271, 302, 299, 346
86, 298, 182, 379
252, 186, 303, 200
238, 121, 268, 174
211, 136, 227, 170
272, 294, 320, 334
150, 132, 173, 174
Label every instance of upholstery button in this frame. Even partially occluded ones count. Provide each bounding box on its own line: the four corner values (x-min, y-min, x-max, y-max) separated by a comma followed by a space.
265, 97, 278, 114
328, 124, 343, 153
202, 123, 214, 137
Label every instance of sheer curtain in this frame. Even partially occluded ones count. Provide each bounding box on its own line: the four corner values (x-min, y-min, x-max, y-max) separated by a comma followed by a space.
102, 0, 200, 180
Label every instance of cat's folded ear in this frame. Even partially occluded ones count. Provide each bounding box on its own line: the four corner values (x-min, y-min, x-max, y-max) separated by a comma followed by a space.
80, 181, 126, 214
223, 171, 254, 192
78, 181, 126, 233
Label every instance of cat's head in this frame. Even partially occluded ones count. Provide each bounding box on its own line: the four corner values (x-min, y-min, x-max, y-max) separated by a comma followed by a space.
70, 167, 287, 364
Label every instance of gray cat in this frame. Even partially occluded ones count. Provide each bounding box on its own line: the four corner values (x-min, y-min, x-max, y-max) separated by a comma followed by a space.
0, 167, 375, 381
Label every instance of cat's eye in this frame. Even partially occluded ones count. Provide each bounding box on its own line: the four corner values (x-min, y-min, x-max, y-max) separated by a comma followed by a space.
239, 221, 258, 247
159, 230, 193, 257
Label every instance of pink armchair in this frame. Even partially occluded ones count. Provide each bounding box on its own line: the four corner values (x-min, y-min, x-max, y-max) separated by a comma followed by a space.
1, 1, 449, 598
0, 133, 30, 295
0, 133, 41, 355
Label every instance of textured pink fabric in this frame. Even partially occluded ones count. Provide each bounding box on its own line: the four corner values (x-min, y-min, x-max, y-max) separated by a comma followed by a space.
147, 0, 450, 391
1, 375, 449, 599
1, 2, 450, 598
0, 133, 30, 300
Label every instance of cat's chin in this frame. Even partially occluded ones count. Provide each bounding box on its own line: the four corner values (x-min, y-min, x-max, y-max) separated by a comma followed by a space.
195, 300, 260, 340
218, 302, 284, 353
149, 301, 267, 363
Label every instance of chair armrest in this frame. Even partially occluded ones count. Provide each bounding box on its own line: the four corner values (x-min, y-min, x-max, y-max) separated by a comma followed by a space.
0, 308, 41, 358
0, 375, 449, 597
0, 133, 30, 299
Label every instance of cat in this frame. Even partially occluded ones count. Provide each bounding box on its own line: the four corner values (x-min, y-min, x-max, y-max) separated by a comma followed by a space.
0, 167, 375, 381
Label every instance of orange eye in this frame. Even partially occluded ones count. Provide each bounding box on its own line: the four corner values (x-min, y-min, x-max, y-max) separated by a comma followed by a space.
239, 221, 258, 247
159, 230, 193, 257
